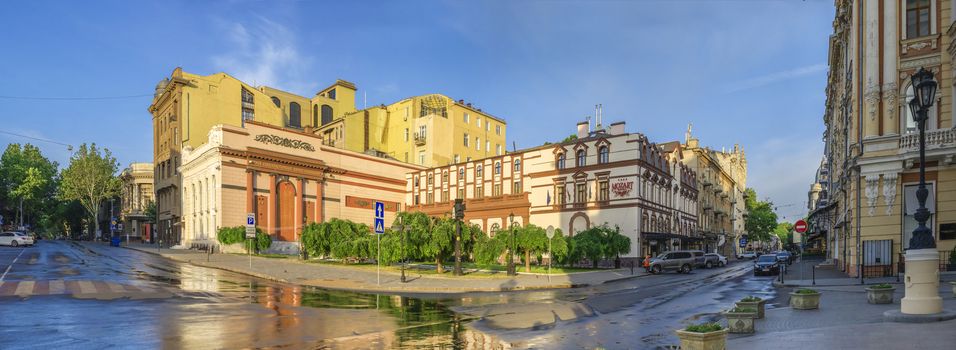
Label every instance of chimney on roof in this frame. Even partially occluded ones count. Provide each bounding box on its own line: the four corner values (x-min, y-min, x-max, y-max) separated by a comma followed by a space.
609, 121, 625, 135
466, 103, 472, 108
458, 99, 464, 104
577, 121, 589, 139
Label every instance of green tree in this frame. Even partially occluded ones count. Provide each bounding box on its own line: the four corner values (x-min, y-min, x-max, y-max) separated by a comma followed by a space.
561, 134, 578, 143
515, 224, 548, 272
603, 225, 631, 265
570, 228, 605, 268
425, 217, 455, 273
58, 144, 121, 237
545, 227, 569, 266
0, 143, 59, 229
144, 200, 157, 224
744, 188, 778, 242
774, 222, 795, 248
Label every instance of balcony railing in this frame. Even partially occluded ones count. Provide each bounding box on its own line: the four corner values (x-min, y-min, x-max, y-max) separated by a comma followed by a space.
900, 128, 956, 152
414, 132, 426, 146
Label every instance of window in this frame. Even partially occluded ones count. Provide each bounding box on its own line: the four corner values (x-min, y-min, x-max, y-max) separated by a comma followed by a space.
414, 195, 420, 205
241, 88, 254, 104
442, 190, 449, 202
476, 165, 483, 177
404, 128, 409, 141
486, 141, 490, 152
428, 173, 434, 186
496, 144, 502, 156
464, 133, 470, 147
598, 146, 609, 164
514, 159, 521, 172
463, 112, 469, 123
404, 107, 409, 121
906, 0, 931, 38
321, 105, 333, 125
419, 151, 426, 165
576, 182, 587, 203
576, 150, 586, 167
556, 153, 566, 169
414, 176, 419, 187
513, 180, 522, 194
493, 184, 501, 196
442, 171, 449, 183
486, 120, 490, 131
598, 179, 609, 202
419, 125, 427, 138
457, 188, 464, 199
271, 96, 281, 107
242, 108, 255, 121
327, 88, 336, 100
454, 154, 461, 163
458, 167, 464, 178
496, 125, 501, 135
476, 185, 484, 198
289, 102, 301, 127
477, 117, 481, 127
903, 183, 936, 249
556, 185, 566, 205
495, 162, 501, 174
476, 137, 481, 151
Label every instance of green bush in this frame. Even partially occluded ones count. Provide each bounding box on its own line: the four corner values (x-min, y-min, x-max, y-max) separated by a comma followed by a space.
795, 288, 819, 294
684, 322, 723, 333
740, 296, 762, 302
217, 226, 270, 251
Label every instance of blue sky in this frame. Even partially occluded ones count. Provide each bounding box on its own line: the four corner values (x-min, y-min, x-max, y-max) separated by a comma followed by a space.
0, 0, 832, 222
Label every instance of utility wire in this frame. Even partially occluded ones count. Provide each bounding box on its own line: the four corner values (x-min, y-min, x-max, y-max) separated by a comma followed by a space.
0, 130, 73, 148
0, 93, 152, 101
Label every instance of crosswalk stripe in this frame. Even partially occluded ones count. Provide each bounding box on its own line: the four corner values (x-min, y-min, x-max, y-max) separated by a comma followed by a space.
14, 281, 35, 296
77, 281, 96, 294
49, 280, 65, 294
107, 283, 126, 293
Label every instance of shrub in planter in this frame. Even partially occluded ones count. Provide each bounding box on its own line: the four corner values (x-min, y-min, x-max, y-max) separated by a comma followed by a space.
865, 284, 896, 304
790, 288, 821, 310
674, 322, 727, 350
724, 307, 757, 334
735, 295, 767, 319
217, 226, 271, 253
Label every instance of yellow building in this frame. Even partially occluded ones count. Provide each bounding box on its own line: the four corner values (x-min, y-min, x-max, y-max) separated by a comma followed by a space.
316, 94, 507, 166
813, 0, 956, 278
149, 67, 505, 245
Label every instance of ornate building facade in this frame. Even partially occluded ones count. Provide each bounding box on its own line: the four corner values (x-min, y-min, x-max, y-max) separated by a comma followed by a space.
119, 162, 154, 242
812, 0, 956, 277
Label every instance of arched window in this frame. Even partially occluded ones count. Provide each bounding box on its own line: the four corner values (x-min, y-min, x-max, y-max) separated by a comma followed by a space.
598, 146, 609, 164
514, 159, 521, 172
556, 153, 566, 169
289, 102, 301, 127
458, 167, 465, 178
271, 96, 281, 107
313, 105, 318, 127
576, 150, 586, 167
321, 104, 333, 125
495, 162, 501, 174
490, 223, 500, 237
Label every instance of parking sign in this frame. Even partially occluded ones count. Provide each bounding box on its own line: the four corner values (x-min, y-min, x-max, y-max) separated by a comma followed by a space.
246, 213, 256, 238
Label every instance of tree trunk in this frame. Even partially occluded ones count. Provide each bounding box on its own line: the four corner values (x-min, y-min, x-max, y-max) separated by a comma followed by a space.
525, 250, 532, 272
93, 211, 100, 238
592, 259, 598, 269
436, 257, 443, 274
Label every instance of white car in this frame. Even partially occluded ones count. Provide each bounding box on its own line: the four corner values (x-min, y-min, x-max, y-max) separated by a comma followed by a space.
0, 232, 34, 247
705, 253, 728, 267
737, 251, 757, 259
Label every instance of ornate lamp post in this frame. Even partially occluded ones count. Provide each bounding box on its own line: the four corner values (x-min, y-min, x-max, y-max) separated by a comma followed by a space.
901, 67, 943, 315
508, 213, 516, 276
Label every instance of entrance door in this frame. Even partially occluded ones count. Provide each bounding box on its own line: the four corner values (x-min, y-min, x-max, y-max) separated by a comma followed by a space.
277, 181, 296, 242
256, 195, 268, 234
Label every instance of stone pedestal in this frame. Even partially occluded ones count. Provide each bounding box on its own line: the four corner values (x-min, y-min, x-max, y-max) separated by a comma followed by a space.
901, 249, 943, 315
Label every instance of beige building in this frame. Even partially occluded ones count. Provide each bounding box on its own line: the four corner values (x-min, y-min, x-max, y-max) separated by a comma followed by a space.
179, 121, 420, 251
407, 119, 700, 262
119, 163, 154, 242
680, 125, 748, 258
812, 0, 956, 277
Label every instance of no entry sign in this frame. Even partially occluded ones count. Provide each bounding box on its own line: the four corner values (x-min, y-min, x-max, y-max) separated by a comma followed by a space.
794, 219, 808, 233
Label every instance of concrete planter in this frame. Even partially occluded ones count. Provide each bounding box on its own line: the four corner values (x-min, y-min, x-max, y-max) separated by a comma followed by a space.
724, 310, 757, 334
735, 299, 767, 319
220, 243, 249, 254
674, 328, 728, 350
865, 287, 896, 304
790, 291, 821, 310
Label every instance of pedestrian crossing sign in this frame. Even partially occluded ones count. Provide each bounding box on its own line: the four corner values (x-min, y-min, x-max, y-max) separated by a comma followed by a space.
374, 218, 385, 234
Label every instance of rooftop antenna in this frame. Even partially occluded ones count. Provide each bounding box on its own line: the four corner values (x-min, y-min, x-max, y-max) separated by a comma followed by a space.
512, 141, 517, 153
586, 115, 592, 133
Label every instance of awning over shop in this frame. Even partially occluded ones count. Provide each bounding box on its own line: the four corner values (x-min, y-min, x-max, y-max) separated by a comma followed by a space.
641, 232, 703, 242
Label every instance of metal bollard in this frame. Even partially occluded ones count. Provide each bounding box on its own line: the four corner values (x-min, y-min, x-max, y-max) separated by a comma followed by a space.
812, 265, 816, 286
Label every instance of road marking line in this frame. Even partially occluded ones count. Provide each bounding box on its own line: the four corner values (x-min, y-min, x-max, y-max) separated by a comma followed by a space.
49, 280, 66, 294
77, 281, 96, 294
14, 281, 35, 296
0, 249, 25, 282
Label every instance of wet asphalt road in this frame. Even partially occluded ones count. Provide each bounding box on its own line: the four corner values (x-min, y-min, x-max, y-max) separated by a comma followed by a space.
0, 241, 779, 349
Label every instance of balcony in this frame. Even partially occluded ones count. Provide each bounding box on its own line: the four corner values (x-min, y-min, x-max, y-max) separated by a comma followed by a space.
414, 132, 427, 146
900, 128, 956, 153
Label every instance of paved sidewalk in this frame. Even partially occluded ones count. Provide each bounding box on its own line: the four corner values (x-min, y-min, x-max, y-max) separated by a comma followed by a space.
772, 256, 956, 287
728, 277, 956, 349
110, 243, 649, 293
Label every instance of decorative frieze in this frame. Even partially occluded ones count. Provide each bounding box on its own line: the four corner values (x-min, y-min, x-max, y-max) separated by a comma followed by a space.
882, 174, 898, 216
254, 134, 316, 152
882, 82, 898, 129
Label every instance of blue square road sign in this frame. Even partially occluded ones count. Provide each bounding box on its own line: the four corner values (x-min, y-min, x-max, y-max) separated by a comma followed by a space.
374, 218, 385, 234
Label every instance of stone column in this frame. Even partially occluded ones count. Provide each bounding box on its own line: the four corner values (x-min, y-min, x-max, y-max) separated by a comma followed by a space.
246, 170, 254, 217
901, 249, 943, 314
882, 0, 900, 135
863, 0, 881, 138
268, 173, 277, 235
315, 179, 324, 223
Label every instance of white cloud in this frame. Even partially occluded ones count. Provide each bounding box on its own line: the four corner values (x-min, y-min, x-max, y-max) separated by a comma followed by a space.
746, 136, 824, 223
211, 18, 316, 94
722, 63, 827, 93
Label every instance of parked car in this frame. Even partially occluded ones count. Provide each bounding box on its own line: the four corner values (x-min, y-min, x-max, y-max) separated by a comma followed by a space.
704, 253, 727, 268
0, 232, 34, 247
753, 255, 781, 276
776, 251, 793, 265
738, 251, 757, 259
689, 250, 707, 268
648, 250, 697, 274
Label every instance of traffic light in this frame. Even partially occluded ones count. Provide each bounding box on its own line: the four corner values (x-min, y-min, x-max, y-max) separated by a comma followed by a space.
454, 199, 466, 219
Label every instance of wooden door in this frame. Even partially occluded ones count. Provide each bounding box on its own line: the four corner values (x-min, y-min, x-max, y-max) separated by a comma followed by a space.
256, 196, 268, 234
305, 201, 315, 224
277, 181, 296, 242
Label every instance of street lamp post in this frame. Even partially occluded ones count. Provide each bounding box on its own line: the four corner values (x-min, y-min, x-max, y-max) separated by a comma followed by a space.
901, 67, 943, 315
508, 213, 516, 276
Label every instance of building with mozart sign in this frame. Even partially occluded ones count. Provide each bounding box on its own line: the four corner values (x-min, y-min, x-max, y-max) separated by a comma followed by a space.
406, 117, 700, 263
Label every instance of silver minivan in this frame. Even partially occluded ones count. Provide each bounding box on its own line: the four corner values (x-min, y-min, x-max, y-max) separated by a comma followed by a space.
648, 250, 696, 274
